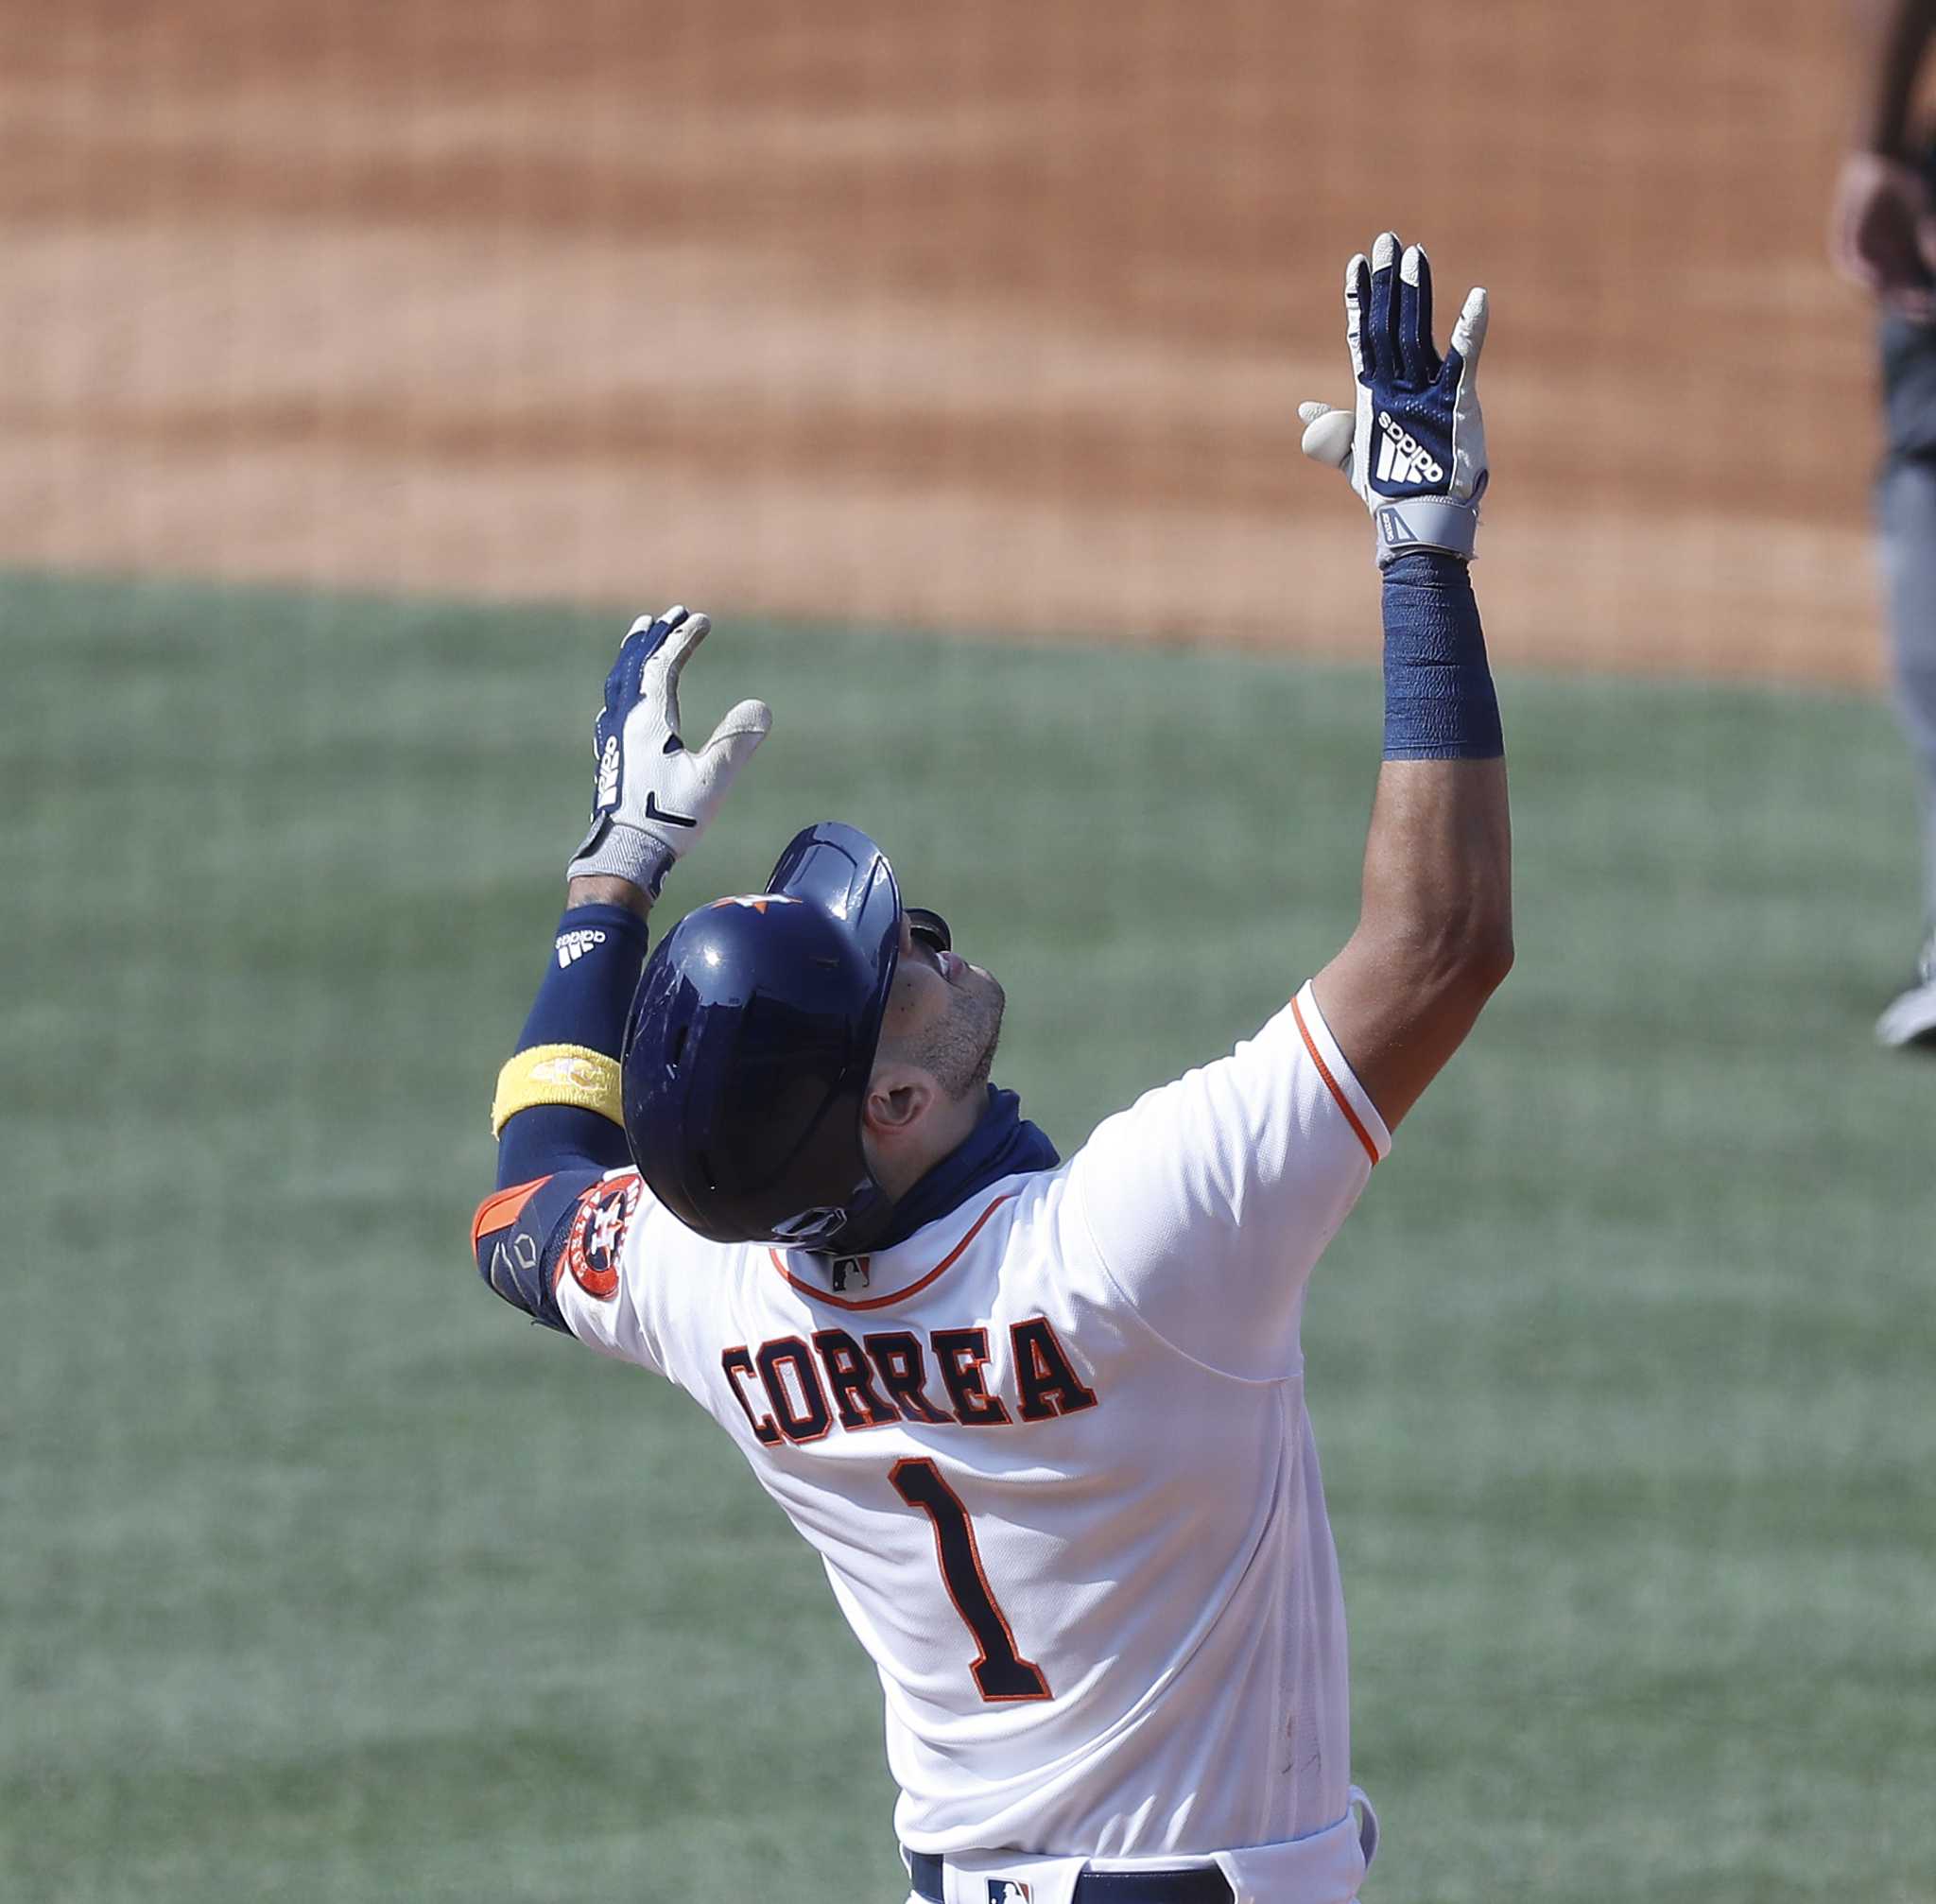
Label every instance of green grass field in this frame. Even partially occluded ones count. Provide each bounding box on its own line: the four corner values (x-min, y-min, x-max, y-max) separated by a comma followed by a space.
4, 571, 1933, 1903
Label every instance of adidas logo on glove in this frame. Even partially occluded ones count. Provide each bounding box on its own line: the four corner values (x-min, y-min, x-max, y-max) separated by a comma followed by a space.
595, 736, 621, 809
1375, 409, 1444, 487
556, 928, 608, 968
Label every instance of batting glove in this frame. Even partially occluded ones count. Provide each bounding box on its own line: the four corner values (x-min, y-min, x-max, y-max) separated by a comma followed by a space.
1299, 232, 1489, 564
567, 606, 772, 896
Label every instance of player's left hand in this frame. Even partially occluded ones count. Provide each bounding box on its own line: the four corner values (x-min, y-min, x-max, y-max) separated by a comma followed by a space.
1299, 232, 1489, 565
567, 606, 772, 897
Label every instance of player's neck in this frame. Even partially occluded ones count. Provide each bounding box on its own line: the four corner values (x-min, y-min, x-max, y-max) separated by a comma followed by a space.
856, 1086, 1059, 1255
867, 1089, 986, 1203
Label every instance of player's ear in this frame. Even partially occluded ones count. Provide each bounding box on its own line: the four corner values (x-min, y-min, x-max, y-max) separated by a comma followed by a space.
861, 1061, 934, 1141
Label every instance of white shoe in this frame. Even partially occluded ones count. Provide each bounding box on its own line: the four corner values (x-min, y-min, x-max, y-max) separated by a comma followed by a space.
1876, 934, 1936, 1049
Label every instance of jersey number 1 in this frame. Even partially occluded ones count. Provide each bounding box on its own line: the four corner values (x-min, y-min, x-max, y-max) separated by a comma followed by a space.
889, 1457, 1051, 1703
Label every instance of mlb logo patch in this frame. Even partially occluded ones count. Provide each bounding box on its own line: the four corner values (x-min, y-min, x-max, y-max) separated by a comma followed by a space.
830, 1255, 871, 1292
988, 1883, 1031, 1903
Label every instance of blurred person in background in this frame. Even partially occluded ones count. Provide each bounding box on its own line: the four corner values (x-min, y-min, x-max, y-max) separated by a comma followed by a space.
1832, 0, 1936, 1047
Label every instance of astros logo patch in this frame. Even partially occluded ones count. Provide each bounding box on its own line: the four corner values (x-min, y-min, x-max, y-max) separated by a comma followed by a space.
562, 1172, 641, 1300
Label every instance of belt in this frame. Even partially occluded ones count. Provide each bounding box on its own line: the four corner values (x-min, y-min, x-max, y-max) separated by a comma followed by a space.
908, 1850, 1234, 1903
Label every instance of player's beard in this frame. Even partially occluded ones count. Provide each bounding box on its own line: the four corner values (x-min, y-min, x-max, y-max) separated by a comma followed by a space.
910, 967, 1006, 1101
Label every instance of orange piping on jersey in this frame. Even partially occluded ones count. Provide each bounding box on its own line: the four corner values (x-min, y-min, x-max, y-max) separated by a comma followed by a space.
1290, 995, 1380, 1167
768, 1192, 1017, 1311
470, 1176, 552, 1251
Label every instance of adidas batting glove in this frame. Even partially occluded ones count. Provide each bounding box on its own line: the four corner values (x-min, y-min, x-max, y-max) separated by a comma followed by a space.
567, 606, 772, 896
1299, 232, 1489, 564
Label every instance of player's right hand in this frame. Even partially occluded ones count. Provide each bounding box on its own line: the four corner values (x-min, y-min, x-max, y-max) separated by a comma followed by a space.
566, 606, 772, 897
1298, 232, 1489, 565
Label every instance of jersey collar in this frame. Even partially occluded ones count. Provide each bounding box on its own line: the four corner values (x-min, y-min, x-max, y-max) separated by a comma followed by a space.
780, 1084, 1059, 1300
769, 1187, 1020, 1311
855, 1084, 1057, 1254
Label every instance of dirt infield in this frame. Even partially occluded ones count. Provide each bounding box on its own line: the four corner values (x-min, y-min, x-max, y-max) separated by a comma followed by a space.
0, 0, 1885, 683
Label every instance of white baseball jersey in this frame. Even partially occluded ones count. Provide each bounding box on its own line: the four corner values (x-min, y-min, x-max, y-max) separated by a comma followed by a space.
546, 980, 1389, 1861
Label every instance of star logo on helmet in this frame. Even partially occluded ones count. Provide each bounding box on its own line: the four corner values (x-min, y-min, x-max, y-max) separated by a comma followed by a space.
709, 894, 802, 914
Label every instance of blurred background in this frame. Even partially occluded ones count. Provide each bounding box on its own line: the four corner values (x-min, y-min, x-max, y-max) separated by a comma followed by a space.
5, 2, 1932, 1900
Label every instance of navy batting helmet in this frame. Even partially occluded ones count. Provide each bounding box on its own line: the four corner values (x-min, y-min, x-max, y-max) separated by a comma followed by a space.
620, 822, 950, 1251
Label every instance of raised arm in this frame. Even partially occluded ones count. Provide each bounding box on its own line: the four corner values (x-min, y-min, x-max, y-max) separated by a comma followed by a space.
1298, 234, 1512, 1129
473, 607, 769, 1325
1309, 699, 1510, 1130
1831, 0, 1936, 317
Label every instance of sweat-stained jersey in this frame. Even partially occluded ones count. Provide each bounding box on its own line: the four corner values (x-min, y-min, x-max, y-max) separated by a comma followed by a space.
479, 980, 1390, 1861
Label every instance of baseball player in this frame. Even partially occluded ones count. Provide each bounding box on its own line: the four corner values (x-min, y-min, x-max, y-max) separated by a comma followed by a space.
474, 234, 1512, 1903
1831, 0, 1936, 1047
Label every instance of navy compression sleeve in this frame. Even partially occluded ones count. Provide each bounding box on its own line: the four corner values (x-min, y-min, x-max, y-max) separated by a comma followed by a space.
495, 902, 648, 1188
475, 901, 650, 1330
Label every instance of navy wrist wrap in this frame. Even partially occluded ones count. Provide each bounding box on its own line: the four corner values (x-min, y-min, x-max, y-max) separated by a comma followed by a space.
1380, 551, 1503, 761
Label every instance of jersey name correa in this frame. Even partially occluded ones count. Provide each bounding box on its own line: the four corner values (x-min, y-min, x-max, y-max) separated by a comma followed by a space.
544, 981, 1389, 1857
720, 1310, 1100, 1444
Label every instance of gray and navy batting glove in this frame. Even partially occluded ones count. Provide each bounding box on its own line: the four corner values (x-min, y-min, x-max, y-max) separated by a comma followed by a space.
1299, 232, 1490, 564
567, 606, 772, 896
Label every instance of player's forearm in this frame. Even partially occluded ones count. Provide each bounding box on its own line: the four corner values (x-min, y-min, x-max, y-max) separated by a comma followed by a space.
1355, 554, 1512, 973
492, 889, 653, 1189
1319, 766, 1512, 1133
1312, 553, 1512, 1125
1354, 756, 1512, 994
1855, 0, 1936, 155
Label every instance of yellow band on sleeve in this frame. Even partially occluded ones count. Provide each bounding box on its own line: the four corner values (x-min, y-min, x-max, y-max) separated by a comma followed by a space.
491, 1044, 625, 1137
